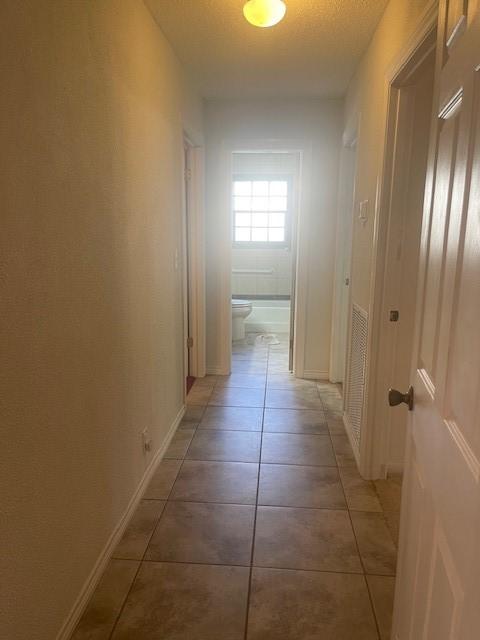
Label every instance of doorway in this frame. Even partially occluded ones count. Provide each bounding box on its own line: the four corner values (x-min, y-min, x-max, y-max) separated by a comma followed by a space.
366, 31, 436, 479
230, 151, 300, 374
345, 18, 436, 479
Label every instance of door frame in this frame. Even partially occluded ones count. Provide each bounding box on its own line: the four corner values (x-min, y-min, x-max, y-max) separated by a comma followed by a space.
359, 1, 439, 478
215, 138, 311, 377
182, 136, 206, 388
329, 125, 358, 385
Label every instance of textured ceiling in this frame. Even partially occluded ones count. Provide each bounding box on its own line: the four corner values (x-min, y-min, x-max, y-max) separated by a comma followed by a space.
145, 0, 389, 98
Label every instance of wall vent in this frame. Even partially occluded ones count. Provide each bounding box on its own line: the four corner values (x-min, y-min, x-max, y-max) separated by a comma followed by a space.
345, 303, 368, 451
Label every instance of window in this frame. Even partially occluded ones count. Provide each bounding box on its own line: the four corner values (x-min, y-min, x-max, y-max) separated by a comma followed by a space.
233, 178, 290, 245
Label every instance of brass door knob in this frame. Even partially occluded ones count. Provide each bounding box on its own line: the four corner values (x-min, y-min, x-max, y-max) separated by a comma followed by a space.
388, 386, 414, 411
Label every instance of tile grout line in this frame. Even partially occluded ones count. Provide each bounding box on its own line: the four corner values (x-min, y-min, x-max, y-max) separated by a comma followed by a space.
317, 386, 383, 640
242, 341, 270, 640
107, 402, 207, 639
104, 345, 386, 638
122, 557, 394, 577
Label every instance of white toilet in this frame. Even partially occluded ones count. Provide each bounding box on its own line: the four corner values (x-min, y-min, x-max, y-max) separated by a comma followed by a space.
231, 299, 253, 341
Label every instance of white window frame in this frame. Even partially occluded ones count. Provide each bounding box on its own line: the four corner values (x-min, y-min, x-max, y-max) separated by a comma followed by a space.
232, 174, 293, 249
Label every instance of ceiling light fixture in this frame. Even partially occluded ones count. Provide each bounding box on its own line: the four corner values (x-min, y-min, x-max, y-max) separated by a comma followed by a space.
243, 0, 286, 28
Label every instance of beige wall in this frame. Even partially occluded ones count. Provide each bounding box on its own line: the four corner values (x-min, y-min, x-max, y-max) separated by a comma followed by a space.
345, 0, 432, 311
0, 2, 202, 638
205, 98, 342, 377
343, 0, 433, 470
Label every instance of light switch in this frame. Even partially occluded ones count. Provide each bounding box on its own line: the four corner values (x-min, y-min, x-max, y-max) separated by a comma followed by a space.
359, 199, 369, 222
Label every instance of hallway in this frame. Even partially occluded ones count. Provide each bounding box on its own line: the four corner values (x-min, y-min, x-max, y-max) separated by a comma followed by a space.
73, 335, 400, 639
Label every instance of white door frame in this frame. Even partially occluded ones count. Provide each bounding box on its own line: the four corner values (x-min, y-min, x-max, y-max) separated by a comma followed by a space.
216, 138, 312, 377
182, 137, 206, 383
329, 126, 358, 384
358, 0, 439, 478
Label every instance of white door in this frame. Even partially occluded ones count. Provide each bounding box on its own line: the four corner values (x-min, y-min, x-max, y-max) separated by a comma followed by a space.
392, 3, 480, 639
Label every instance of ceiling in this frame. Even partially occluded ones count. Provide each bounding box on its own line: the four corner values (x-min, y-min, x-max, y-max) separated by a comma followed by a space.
145, 0, 389, 99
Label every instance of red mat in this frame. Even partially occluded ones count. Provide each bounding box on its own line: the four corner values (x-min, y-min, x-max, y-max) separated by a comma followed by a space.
186, 376, 196, 394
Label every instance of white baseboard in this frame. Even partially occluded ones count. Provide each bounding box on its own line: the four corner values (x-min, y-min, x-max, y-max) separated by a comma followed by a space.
302, 369, 329, 380
245, 322, 290, 333
56, 405, 185, 640
206, 365, 229, 375
328, 375, 343, 384
386, 462, 404, 476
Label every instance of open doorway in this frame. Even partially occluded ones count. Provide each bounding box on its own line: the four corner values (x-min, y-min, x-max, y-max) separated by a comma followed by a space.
230, 151, 300, 375
366, 31, 436, 480
343, 21, 437, 481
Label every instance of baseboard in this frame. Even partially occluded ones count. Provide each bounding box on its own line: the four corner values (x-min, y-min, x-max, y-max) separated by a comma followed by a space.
206, 365, 229, 375
386, 462, 404, 476
56, 405, 185, 640
245, 322, 290, 333
302, 369, 329, 380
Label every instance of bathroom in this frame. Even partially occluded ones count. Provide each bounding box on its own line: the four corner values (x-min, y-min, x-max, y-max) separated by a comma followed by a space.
231, 151, 297, 354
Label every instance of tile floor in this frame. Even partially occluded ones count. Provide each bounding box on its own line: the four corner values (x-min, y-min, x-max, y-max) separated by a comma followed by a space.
73, 334, 401, 640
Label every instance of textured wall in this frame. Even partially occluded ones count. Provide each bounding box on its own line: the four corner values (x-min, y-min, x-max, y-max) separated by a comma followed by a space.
0, 2, 202, 638
205, 98, 342, 376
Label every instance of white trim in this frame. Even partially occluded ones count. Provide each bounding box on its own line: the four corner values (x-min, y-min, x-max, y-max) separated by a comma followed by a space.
302, 369, 329, 380
292, 143, 311, 379
359, 2, 438, 480
206, 365, 229, 376
329, 135, 358, 384
181, 143, 190, 389
185, 145, 207, 379
55, 406, 185, 640
385, 0, 439, 84
217, 141, 234, 374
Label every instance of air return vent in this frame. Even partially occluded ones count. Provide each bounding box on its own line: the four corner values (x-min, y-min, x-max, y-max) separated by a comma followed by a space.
345, 303, 368, 452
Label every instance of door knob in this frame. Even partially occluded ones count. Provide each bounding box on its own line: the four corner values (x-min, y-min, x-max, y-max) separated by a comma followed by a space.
388, 386, 414, 411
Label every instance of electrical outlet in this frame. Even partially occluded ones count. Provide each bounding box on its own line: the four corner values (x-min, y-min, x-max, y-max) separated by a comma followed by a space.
142, 428, 152, 454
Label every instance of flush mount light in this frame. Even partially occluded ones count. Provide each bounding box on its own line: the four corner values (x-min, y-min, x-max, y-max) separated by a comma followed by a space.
243, 0, 286, 28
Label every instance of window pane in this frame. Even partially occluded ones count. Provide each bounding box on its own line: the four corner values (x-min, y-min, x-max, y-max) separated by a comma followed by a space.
252, 212, 268, 227
235, 227, 250, 242
234, 181, 251, 196
234, 196, 251, 211
269, 196, 287, 211
252, 228, 268, 242
269, 228, 285, 242
235, 212, 251, 227
232, 178, 290, 245
252, 181, 269, 196
251, 196, 268, 211
270, 181, 287, 196
269, 212, 285, 227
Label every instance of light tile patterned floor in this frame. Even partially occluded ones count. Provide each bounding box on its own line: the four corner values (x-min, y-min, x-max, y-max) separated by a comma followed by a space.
73, 334, 401, 640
